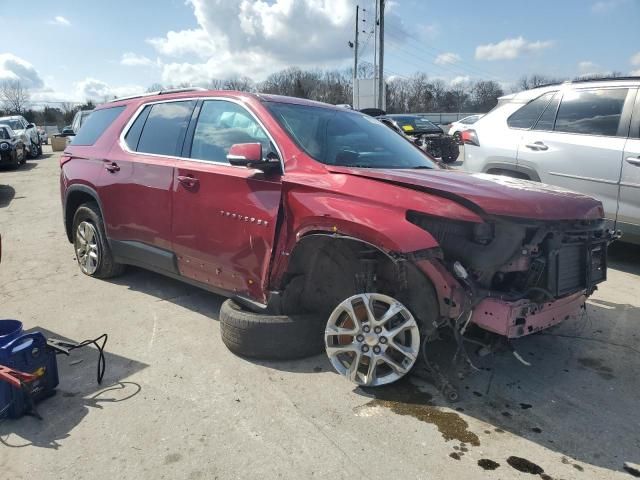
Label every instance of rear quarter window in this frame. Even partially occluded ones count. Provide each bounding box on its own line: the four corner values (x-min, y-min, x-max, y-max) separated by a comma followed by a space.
507, 92, 556, 129
72, 106, 125, 146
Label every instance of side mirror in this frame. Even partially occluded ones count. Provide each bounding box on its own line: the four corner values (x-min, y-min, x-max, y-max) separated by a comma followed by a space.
26, 123, 35, 129
227, 143, 279, 172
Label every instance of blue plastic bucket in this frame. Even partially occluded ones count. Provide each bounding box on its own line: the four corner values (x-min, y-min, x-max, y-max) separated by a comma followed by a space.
0, 320, 24, 347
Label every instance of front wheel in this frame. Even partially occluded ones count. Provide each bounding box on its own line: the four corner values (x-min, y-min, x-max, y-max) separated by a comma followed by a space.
72, 202, 124, 278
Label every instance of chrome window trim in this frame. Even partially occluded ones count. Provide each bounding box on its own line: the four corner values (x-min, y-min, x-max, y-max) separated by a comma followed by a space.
118, 96, 285, 173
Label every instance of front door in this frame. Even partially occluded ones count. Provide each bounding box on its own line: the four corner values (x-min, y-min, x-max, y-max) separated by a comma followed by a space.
516, 87, 633, 223
171, 99, 283, 302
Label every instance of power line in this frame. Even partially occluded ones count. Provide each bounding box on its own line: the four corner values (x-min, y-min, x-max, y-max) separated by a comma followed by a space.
384, 27, 502, 81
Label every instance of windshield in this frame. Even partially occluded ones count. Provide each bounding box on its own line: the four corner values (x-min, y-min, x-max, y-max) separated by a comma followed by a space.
265, 102, 437, 169
389, 116, 440, 132
3, 119, 23, 131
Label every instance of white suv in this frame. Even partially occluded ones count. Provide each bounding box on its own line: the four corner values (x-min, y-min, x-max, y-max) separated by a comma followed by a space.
462, 78, 640, 244
0, 115, 42, 158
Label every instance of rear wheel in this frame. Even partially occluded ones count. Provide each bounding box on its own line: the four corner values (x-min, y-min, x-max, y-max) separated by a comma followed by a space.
29, 141, 40, 159
453, 131, 461, 144
72, 202, 124, 278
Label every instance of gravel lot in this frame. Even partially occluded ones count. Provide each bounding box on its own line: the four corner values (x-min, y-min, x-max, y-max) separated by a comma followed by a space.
1, 147, 639, 480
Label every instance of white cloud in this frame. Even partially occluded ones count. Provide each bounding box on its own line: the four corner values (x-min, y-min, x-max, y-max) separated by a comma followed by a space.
49, 15, 71, 26
475, 37, 553, 61
578, 61, 598, 73
121, 52, 154, 67
434, 52, 461, 65
74, 78, 145, 101
591, 0, 628, 13
631, 52, 640, 67
148, 0, 408, 84
450, 75, 470, 86
0, 53, 44, 89
631, 69, 640, 76
419, 23, 439, 39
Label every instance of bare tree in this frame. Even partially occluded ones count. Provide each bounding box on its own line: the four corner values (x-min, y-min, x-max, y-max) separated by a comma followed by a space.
224, 77, 255, 92
0, 80, 30, 114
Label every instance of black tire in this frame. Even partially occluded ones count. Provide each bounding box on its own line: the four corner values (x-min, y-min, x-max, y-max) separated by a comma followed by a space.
219, 299, 326, 360
29, 141, 40, 159
72, 202, 125, 279
452, 131, 462, 144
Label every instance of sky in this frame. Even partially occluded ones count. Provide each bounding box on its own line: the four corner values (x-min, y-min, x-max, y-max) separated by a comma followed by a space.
0, 0, 639, 106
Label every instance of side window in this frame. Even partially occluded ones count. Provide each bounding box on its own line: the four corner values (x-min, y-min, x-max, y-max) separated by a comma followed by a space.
136, 101, 196, 156
507, 92, 556, 129
533, 92, 561, 131
124, 105, 151, 151
189, 100, 272, 163
554, 88, 629, 136
71, 106, 125, 146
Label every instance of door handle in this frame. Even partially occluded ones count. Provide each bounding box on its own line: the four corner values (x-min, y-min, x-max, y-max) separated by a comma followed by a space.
177, 175, 199, 187
626, 156, 640, 167
525, 142, 549, 151
104, 161, 120, 173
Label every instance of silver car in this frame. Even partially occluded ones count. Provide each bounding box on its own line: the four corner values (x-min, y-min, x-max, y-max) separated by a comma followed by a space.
462, 77, 640, 244
0, 115, 42, 158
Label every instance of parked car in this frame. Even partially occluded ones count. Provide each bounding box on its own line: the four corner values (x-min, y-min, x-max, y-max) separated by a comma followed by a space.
38, 128, 48, 145
462, 77, 640, 244
377, 114, 460, 163
71, 110, 93, 135
60, 88, 612, 391
0, 124, 26, 168
448, 114, 483, 143
0, 115, 41, 158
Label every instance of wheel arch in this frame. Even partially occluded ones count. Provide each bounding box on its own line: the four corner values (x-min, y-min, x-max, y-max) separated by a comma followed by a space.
273, 232, 441, 334
63, 185, 104, 242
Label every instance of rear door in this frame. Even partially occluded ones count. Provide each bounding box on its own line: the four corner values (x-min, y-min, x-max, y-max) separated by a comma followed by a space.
171, 99, 283, 302
618, 89, 640, 240
99, 100, 195, 265
516, 87, 634, 222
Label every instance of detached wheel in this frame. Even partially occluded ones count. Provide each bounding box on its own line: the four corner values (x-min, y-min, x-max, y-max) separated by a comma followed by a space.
219, 299, 326, 360
453, 131, 462, 144
72, 202, 124, 278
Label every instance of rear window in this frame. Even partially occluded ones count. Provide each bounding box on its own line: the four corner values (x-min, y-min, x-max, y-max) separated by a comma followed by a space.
72, 107, 124, 145
553, 88, 628, 136
135, 101, 195, 156
507, 92, 555, 129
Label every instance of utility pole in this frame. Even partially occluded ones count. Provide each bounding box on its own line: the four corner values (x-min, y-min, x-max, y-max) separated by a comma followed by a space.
373, 0, 378, 109
378, 0, 385, 110
352, 5, 359, 108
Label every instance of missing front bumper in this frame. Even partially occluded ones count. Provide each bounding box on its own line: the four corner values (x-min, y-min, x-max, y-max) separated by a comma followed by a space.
470, 291, 586, 338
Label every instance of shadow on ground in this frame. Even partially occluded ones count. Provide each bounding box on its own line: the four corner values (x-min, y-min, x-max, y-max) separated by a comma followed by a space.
0, 328, 147, 449
100, 262, 640, 475
608, 241, 640, 275
0, 184, 15, 208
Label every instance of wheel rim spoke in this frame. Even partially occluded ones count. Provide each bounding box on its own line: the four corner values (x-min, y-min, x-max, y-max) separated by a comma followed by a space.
76, 221, 99, 274
385, 316, 416, 339
325, 293, 420, 387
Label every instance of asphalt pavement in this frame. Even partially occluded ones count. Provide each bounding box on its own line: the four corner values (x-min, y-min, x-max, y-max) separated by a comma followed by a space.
0, 147, 639, 479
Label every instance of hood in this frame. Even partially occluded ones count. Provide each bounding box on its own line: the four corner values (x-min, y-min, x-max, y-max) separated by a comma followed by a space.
328, 167, 604, 221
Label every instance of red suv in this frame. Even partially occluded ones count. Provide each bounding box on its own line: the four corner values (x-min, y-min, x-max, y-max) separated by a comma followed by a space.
60, 88, 612, 389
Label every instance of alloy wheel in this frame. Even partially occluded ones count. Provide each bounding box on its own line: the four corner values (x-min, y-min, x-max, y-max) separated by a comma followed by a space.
325, 293, 420, 387
75, 221, 100, 275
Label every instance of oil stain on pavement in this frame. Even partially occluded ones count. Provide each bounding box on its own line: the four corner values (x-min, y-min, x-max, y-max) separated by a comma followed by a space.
355, 381, 480, 446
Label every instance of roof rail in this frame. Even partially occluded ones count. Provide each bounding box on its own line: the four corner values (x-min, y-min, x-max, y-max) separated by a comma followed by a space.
107, 87, 208, 103
531, 75, 640, 90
